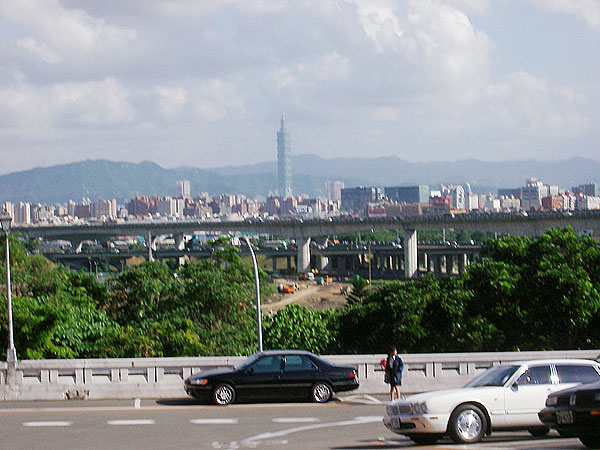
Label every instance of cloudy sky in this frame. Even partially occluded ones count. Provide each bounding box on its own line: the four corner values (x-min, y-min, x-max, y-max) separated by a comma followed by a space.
1, 0, 599, 175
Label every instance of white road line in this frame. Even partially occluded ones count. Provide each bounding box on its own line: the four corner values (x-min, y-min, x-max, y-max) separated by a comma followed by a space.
362, 395, 382, 404
272, 417, 320, 423
23, 421, 72, 427
107, 419, 155, 426
134, 398, 141, 409
240, 416, 383, 447
190, 418, 239, 425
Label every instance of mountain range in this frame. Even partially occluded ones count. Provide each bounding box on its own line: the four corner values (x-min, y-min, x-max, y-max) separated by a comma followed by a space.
0, 156, 599, 205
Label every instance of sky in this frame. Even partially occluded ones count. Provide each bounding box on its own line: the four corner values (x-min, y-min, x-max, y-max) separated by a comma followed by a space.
1, 0, 599, 175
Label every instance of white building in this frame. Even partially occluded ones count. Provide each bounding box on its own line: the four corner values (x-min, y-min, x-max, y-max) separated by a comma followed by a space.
576, 194, 600, 210
158, 196, 185, 218
466, 194, 479, 211
521, 178, 549, 211
15, 202, 31, 224
561, 192, 577, 211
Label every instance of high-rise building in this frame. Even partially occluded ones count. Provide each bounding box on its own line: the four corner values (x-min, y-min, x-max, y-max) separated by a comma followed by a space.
521, 178, 549, 211
326, 181, 344, 202
385, 185, 430, 204
277, 114, 292, 198
177, 180, 191, 197
572, 182, 598, 197
341, 186, 382, 213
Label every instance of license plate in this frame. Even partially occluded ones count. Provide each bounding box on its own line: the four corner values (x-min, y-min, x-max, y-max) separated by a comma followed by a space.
391, 418, 401, 429
556, 410, 574, 424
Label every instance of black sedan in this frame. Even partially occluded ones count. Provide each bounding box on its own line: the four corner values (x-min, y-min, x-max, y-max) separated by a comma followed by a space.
539, 381, 600, 448
184, 350, 359, 405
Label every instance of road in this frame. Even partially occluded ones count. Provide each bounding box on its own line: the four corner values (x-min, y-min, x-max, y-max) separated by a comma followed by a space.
0, 395, 589, 450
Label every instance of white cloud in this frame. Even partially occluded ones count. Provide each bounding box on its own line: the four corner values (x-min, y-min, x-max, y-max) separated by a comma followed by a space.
155, 85, 187, 119
17, 36, 61, 63
0, 0, 598, 173
480, 72, 589, 138
0, 0, 137, 55
193, 79, 244, 121
51, 77, 135, 125
268, 51, 350, 91
527, 0, 600, 31
442, 0, 491, 14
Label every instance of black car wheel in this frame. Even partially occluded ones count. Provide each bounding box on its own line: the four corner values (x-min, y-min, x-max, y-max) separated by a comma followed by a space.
409, 434, 441, 445
580, 435, 600, 449
311, 382, 332, 403
213, 383, 236, 406
528, 426, 550, 437
448, 404, 487, 444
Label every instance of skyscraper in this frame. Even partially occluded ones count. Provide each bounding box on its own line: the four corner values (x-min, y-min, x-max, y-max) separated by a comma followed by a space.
277, 114, 292, 198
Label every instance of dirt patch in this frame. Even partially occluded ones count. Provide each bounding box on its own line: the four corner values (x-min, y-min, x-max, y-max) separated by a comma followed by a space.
264, 279, 350, 313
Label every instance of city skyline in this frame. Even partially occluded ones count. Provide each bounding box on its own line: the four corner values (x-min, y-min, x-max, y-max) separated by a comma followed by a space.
1, 1, 599, 175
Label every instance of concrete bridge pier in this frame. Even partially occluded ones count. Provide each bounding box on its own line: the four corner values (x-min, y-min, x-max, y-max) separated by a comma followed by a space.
446, 254, 455, 275
70, 239, 84, 253
147, 231, 158, 262
174, 234, 186, 251
404, 229, 418, 279
317, 254, 329, 272
296, 237, 311, 273
458, 253, 467, 274
433, 255, 443, 278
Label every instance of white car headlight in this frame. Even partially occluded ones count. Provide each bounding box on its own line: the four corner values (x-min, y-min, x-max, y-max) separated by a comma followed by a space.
189, 378, 208, 386
412, 402, 428, 414
545, 396, 558, 407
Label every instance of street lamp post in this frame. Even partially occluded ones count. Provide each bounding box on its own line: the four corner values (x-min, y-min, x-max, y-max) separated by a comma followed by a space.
0, 211, 17, 363
242, 236, 263, 352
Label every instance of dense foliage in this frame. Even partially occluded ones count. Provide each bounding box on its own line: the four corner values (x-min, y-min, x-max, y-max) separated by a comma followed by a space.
1, 227, 599, 359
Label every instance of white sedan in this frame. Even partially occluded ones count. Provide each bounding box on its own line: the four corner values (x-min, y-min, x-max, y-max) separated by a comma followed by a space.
383, 359, 600, 445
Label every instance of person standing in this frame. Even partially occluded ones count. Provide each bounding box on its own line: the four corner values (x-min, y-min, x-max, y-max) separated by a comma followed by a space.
385, 347, 404, 401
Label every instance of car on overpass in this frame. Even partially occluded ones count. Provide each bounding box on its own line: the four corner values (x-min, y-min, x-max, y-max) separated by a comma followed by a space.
539, 380, 600, 448
383, 359, 600, 445
184, 350, 359, 405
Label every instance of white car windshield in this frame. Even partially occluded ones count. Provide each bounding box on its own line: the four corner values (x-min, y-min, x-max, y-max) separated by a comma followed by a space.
465, 365, 520, 387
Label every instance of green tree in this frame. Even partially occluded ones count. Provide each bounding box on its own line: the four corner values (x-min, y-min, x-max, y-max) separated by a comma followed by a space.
346, 277, 369, 304
263, 305, 335, 354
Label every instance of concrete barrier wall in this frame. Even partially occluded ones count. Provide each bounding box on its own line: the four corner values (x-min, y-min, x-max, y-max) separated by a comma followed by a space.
2, 350, 598, 401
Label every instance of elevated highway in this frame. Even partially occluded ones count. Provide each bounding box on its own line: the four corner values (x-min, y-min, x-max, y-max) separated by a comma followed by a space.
42, 244, 483, 279
14, 210, 600, 278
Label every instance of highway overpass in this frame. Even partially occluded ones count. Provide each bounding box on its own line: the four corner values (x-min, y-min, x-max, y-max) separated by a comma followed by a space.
14, 210, 600, 278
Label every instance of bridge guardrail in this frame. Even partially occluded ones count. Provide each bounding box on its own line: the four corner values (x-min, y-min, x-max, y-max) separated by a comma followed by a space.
2, 350, 598, 401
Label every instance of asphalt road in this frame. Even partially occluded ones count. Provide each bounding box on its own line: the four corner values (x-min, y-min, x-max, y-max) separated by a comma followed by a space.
0, 395, 589, 450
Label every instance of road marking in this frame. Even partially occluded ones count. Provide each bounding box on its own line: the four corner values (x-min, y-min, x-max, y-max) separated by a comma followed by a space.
134, 398, 141, 409
240, 415, 383, 447
107, 419, 155, 426
272, 417, 320, 423
0, 402, 345, 415
191, 418, 239, 425
363, 394, 382, 404
23, 421, 72, 427
339, 394, 383, 405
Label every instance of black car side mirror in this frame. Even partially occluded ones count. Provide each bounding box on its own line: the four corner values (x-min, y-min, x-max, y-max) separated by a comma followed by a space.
246, 367, 255, 375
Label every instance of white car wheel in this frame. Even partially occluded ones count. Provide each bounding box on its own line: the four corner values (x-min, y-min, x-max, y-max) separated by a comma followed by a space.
449, 404, 486, 444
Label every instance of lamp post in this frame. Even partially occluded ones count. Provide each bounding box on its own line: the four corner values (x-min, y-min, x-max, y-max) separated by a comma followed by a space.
242, 236, 263, 352
0, 211, 17, 363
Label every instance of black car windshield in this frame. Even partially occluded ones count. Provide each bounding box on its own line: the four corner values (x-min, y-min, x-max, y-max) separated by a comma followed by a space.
235, 353, 261, 371
464, 365, 520, 387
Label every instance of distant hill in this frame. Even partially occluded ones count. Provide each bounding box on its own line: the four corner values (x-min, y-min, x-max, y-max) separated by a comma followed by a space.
0, 156, 599, 204
214, 154, 600, 190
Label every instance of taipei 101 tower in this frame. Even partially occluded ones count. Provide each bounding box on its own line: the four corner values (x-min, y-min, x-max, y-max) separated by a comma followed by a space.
277, 114, 292, 198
